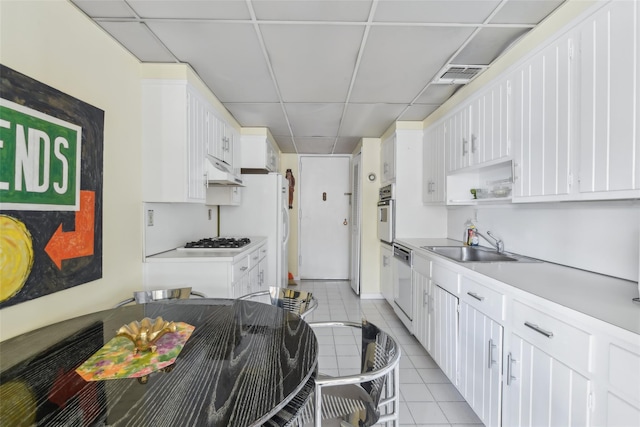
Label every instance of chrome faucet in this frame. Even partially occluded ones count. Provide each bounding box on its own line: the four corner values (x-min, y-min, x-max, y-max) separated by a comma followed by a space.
475, 230, 504, 253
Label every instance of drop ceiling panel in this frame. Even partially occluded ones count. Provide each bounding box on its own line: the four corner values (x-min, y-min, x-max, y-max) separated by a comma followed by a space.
284, 103, 344, 137
340, 103, 408, 138
252, 0, 373, 22
223, 103, 290, 136
293, 137, 336, 154
451, 27, 530, 65
72, 0, 137, 18
128, 0, 251, 20
97, 22, 176, 62
399, 104, 440, 121
69, 0, 569, 155
146, 21, 279, 103
350, 26, 475, 103
271, 135, 296, 153
415, 84, 463, 104
332, 137, 361, 154
373, 0, 502, 24
490, 0, 565, 25
260, 24, 364, 103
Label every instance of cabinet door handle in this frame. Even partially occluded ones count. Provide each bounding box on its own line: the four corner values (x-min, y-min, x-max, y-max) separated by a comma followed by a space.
467, 292, 484, 301
507, 352, 517, 385
462, 137, 468, 155
488, 339, 497, 369
424, 290, 429, 308
471, 134, 477, 153
524, 321, 554, 338
240, 266, 248, 271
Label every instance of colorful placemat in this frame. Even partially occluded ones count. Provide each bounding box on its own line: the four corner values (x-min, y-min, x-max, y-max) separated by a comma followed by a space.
76, 322, 194, 381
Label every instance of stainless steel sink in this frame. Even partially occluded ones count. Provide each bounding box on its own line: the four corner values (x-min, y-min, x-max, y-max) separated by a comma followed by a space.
420, 246, 540, 263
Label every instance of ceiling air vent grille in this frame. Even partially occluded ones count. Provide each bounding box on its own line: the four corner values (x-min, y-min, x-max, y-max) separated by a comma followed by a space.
434, 65, 487, 84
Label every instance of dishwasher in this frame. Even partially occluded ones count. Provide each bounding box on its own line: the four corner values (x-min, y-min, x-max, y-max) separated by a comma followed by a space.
392, 243, 413, 332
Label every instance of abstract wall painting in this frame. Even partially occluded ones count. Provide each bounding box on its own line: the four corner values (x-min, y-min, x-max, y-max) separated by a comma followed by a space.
0, 65, 104, 308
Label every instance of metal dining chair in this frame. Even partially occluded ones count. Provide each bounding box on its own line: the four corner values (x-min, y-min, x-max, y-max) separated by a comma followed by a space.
290, 320, 401, 427
113, 286, 207, 308
238, 286, 318, 319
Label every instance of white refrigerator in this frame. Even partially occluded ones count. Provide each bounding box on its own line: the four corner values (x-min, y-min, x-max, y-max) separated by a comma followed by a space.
220, 173, 289, 288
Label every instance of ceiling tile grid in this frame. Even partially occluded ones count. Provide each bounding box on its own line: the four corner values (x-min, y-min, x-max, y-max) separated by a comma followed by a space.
71, 0, 566, 154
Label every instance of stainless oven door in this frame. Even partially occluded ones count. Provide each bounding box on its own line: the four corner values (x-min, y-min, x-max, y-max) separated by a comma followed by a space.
392, 244, 413, 331
377, 199, 394, 244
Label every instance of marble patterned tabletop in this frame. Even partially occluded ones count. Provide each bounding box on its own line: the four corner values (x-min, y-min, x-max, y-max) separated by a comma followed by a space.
0, 299, 318, 426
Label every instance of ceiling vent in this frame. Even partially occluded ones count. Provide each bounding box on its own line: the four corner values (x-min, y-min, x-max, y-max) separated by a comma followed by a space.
433, 65, 487, 84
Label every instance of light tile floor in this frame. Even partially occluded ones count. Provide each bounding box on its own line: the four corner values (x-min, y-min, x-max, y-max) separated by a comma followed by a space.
291, 280, 483, 427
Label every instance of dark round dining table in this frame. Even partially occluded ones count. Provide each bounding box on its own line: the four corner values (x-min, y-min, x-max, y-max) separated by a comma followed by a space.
0, 298, 318, 426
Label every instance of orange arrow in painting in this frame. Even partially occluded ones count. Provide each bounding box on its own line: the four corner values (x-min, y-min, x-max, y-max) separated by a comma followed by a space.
45, 190, 95, 270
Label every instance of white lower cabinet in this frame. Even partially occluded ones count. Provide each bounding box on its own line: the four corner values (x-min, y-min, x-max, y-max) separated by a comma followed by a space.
412, 254, 433, 353
381, 243, 394, 305
504, 299, 593, 427
409, 247, 639, 427
433, 285, 459, 384
459, 301, 503, 427
504, 333, 591, 427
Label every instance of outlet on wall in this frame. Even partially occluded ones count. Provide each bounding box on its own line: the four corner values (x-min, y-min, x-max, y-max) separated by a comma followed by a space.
147, 209, 154, 226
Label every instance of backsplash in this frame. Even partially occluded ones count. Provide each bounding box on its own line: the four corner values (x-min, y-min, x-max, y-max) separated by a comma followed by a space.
447, 200, 640, 282
143, 203, 217, 257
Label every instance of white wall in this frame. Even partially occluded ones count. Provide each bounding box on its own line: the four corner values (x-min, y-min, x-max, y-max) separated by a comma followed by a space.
358, 138, 383, 297
0, 1, 143, 340
143, 203, 217, 256
448, 202, 640, 282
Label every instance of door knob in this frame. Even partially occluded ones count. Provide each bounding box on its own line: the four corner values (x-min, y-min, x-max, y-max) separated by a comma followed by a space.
343, 219, 348, 225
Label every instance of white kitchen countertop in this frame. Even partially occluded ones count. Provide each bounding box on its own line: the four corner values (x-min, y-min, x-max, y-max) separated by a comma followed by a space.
145, 236, 267, 263
397, 238, 640, 336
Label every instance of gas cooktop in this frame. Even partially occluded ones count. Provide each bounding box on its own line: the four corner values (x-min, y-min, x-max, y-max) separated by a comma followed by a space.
178, 237, 251, 251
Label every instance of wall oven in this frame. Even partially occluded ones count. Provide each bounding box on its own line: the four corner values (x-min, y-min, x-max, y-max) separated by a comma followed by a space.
377, 184, 395, 244
393, 243, 413, 332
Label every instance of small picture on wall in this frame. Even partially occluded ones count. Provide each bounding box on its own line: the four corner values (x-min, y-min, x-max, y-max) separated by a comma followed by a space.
0, 64, 104, 308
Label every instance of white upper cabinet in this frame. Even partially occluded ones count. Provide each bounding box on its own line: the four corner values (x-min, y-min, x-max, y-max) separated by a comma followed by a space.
207, 108, 237, 171
422, 122, 446, 204
511, 34, 574, 201
240, 131, 280, 172
381, 134, 396, 184
577, 0, 640, 199
471, 79, 512, 165
445, 106, 470, 172
445, 79, 512, 174
142, 80, 207, 203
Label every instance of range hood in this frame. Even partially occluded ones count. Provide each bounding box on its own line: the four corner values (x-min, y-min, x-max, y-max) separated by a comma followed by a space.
206, 155, 244, 186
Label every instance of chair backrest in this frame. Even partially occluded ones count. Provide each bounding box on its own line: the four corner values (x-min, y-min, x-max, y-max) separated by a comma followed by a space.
268, 287, 316, 318
360, 320, 399, 409
239, 287, 317, 319
300, 320, 401, 426
114, 287, 206, 307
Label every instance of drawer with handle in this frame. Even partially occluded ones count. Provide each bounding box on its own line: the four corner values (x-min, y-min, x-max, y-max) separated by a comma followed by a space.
232, 255, 250, 282
249, 248, 260, 267
512, 300, 592, 373
460, 276, 505, 322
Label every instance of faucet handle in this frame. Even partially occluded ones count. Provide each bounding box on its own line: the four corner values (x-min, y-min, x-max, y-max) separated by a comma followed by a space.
486, 231, 504, 253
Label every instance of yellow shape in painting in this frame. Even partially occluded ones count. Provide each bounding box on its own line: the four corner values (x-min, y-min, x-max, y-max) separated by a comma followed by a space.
0, 215, 34, 302
0, 380, 37, 426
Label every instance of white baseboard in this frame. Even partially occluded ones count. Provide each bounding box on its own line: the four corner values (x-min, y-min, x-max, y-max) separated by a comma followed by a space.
360, 293, 384, 300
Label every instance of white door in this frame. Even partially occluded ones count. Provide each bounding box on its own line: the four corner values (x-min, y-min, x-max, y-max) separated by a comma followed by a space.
299, 156, 351, 279
350, 155, 362, 293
